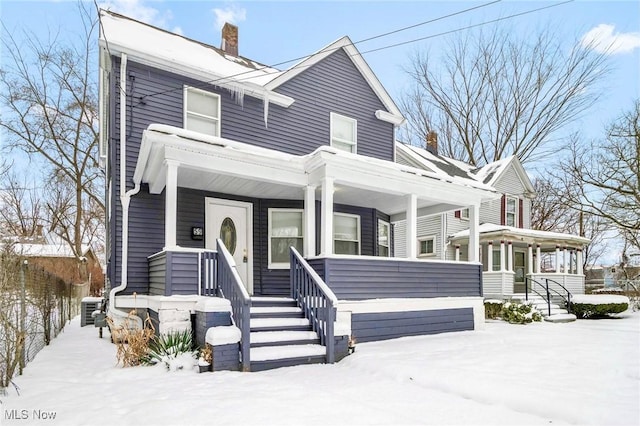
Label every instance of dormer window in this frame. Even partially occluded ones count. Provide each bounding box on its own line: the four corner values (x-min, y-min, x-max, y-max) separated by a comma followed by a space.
184, 86, 221, 137
330, 112, 357, 154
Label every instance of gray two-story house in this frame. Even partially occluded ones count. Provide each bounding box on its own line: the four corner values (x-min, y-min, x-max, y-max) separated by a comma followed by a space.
99, 10, 500, 370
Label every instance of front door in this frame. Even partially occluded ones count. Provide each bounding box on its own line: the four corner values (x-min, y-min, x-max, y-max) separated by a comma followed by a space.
514, 250, 526, 293
205, 198, 253, 294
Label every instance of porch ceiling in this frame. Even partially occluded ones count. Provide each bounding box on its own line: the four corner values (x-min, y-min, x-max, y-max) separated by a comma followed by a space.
135, 125, 499, 213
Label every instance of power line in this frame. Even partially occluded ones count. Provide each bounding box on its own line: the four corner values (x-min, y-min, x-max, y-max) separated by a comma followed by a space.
134, 0, 503, 102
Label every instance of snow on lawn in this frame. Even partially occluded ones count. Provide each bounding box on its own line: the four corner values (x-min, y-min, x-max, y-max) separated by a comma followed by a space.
3, 312, 639, 426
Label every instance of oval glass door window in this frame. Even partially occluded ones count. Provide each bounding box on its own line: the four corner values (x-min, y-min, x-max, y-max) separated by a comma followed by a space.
220, 217, 237, 255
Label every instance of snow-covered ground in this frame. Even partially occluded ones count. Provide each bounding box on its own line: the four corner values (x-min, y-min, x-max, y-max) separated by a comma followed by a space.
2, 311, 639, 426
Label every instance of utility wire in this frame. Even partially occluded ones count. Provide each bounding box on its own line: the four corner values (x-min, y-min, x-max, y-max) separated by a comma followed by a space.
134, 0, 503, 102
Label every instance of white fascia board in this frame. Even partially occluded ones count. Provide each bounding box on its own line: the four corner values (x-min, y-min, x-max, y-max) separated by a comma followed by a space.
375, 109, 405, 126
307, 151, 493, 206
99, 39, 294, 108
265, 36, 404, 118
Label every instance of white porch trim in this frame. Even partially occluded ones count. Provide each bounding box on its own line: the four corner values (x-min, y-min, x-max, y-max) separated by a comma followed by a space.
320, 177, 334, 256
304, 185, 316, 257
164, 159, 179, 249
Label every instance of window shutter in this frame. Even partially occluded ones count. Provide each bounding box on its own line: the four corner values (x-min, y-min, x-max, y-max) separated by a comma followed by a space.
454, 210, 461, 219
500, 195, 506, 225
518, 198, 524, 228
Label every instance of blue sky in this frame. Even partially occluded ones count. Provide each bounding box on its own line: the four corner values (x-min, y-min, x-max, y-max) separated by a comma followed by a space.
2, 0, 639, 145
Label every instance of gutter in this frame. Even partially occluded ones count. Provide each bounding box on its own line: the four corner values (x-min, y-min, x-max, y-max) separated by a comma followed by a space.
108, 52, 142, 329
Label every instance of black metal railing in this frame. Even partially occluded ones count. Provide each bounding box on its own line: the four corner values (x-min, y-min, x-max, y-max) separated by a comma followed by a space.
525, 276, 573, 315
290, 247, 338, 364
216, 239, 251, 371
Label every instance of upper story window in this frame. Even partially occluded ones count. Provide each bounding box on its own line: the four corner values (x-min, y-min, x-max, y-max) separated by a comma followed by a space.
506, 196, 517, 227
184, 86, 221, 137
268, 209, 304, 269
377, 219, 390, 257
334, 213, 360, 255
330, 113, 357, 154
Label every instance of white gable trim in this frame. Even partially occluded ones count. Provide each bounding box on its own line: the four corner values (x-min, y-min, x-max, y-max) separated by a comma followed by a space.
265, 36, 404, 121
492, 157, 536, 197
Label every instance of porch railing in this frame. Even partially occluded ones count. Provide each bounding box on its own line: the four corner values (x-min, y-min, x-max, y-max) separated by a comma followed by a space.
525, 277, 573, 316
216, 238, 251, 371
199, 250, 217, 297
290, 247, 338, 364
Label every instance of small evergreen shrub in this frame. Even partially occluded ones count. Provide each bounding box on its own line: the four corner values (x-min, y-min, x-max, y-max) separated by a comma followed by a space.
570, 302, 629, 319
484, 300, 503, 319
142, 329, 197, 370
500, 302, 542, 324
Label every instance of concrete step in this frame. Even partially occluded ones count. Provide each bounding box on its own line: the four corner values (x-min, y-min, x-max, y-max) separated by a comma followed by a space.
540, 308, 569, 316
534, 303, 561, 311
544, 313, 577, 323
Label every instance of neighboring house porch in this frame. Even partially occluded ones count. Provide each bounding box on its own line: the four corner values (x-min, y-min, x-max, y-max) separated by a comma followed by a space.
450, 224, 590, 299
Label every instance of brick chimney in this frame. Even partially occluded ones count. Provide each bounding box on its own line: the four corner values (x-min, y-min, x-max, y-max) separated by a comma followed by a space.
426, 131, 438, 155
221, 23, 238, 56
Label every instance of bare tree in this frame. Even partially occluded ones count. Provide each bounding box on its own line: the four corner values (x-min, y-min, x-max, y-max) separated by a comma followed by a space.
531, 175, 608, 268
402, 25, 610, 166
0, 3, 104, 261
0, 172, 46, 240
558, 101, 640, 253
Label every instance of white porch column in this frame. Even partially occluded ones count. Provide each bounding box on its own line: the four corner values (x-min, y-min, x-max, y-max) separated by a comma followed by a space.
406, 193, 418, 259
164, 159, 179, 249
507, 241, 513, 272
536, 244, 542, 274
577, 249, 584, 275
527, 244, 533, 275
468, 203, 480, 262
555, 245, 561, 274
304, 185, 316, 257
320, 178, 334, 256
500, 240, 506, 271
487, 241, 494, 272
563, 246, 568, 274
569, 249, 575, 274
455, 245, 460, 262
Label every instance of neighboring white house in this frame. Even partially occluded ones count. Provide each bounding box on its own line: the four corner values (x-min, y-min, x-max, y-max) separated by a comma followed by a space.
394, 140, 589, 299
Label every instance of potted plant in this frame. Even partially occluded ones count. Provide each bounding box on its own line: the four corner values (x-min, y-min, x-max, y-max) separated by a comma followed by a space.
197, 344, 213, 373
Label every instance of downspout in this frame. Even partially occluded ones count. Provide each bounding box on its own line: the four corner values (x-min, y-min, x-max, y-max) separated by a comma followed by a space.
108, 52, 142, 328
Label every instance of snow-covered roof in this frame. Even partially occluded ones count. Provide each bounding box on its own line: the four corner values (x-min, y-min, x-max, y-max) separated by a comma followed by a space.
449, 223, 590, 245
99, 10, 281, 87
13, 242, 92, 258
396, 144, 536, 196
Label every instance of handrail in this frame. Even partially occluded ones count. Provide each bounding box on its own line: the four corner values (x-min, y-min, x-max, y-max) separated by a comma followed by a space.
525, 276, 574, 315
290, 247, 338, 364
544, 277, 573, 314
525, 277, 551, 316
216, 238, 251, 371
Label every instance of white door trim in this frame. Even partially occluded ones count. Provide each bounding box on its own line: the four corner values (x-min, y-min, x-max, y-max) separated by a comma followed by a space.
205, 197, 254, 294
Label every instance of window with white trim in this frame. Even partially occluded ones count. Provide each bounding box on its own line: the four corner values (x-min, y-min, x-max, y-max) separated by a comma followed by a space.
268, 209, 304, 268
460, 208, 469, 220
377, 219, 390, 257
418, 236, 436, 257
334, 213, 360, 255
184, 86, 221, 136
330, 113, 357, 154
506, 196, 517, 227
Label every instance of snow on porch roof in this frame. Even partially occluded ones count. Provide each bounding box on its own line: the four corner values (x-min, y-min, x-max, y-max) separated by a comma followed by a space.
98, 10, 283, 87
449, 223, 590, 245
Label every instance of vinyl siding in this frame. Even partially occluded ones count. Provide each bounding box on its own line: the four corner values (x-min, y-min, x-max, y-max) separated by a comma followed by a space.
351, 308, 474, 342
307, 257, 482, 300
107, 49, 396, 293
393, 216, 444, 259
